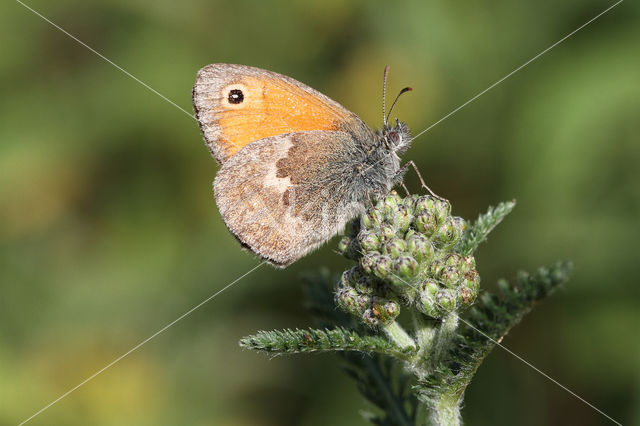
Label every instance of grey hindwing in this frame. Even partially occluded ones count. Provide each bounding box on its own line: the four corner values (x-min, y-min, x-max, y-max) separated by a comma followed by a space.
213, 130, 382, 266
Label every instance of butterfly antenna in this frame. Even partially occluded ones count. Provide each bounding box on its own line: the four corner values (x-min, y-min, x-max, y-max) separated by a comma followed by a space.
382, 65, 390, 127
386, 86, 413, 126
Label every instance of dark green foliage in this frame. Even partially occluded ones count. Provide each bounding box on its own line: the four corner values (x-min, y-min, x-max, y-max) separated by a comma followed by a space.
345, 355, 418, 426
239, 327, 412, 358
240, 196, 570, 425
414, 261, 573, 408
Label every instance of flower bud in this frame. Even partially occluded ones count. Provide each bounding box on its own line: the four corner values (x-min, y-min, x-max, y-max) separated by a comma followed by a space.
434, 218, 458, 248
427, 259, 445, 278
362, 308, 380, 327
337, 236, 354, 257
346, 265, 364, 283
419, 279, 440, 297
354, 276, 376, 295
433, 198, 451, 224
403, 194, 419, 208
394, 255, 419, 279
416, 282, 440, 317
384, 300, 400, 319
436, 289, 456, 313
414, 195, 436, 214
458, 287, 476, 307
336, 287, 369, 315
460, 256, 476, 274
444, 253, 462, 268
406, 234, 435, 263
360, 252, 379, 275
361, 209, 384, 230
339, 269, 353, 289
383, 238, 407, 258
415, 212, 437, 235
382, 192, 400, 217
440, 266, 461, 288
380, 224, 397, 241
371, 300, 400, 324
417, 297, 439, 317
404, 228, 416, 241
460, 270, 480, 292
392, 205, 413, 233
373, 255, 393, 279
358, 230, 381, 252
452, 216, 467, 235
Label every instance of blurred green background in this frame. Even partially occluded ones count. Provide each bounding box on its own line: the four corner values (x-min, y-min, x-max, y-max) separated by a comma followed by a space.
1, 0, 638, 425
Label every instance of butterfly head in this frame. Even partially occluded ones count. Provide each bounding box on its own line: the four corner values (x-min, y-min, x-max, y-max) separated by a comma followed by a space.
384, 119, 412, 154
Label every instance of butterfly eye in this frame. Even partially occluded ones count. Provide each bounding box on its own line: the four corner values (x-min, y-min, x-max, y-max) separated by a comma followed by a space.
388, 131, 400, 144
228, 89, 244, 104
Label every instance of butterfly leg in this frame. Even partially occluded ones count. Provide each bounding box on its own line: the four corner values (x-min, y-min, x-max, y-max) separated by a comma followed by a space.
400, 160, 448, 202
392, 163, 419, 197
365, 190, 375, 211
400, 181, 411, 197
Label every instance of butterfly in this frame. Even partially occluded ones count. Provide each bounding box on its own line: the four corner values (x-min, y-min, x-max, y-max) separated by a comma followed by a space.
192, 64, 416, 267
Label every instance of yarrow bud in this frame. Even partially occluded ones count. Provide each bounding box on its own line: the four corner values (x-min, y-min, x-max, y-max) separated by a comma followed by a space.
362, 308, 379, 327
380, 224, 397, 241
382, 193, 400, 216
432, 198, 451, 224
392, 205, 413, 233
436, 289, 456, 313
336, 192, 481, 323
361, 209, 384, 230
440, 266, 461, 288
428, 260, 445, 278
415, 212, 437, 235
358, 230, 381, 252
383, 238, 407, 258
335, 287, 368, 315
416, 280, 440, 317
355, 277, 376, 296
460, 270, 480, 292
361, 252, 379, 274
371, 300, 400, 324
394, 255, 419, 279
337, 235, 357, 260
373, 255, 393, 279
406, 234, 435, 263
434, 218, 458, 248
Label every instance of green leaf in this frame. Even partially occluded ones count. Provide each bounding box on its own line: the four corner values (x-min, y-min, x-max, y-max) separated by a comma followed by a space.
457, 200, 516, 255
415, 261, 573, 407
239, 327, 412, 358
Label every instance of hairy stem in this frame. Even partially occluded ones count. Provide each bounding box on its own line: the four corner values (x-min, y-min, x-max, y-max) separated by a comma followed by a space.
429, 391, 462, 426
382, 321, 416, 351
432, 312, 459, 366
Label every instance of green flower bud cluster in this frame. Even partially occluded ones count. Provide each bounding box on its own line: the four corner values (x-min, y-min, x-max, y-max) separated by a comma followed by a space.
335, 266, 400, 327
337, 191, 481, 322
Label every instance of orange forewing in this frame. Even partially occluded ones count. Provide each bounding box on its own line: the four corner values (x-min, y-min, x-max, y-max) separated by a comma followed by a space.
193, 64, 363, 164
216, 76, 341, 158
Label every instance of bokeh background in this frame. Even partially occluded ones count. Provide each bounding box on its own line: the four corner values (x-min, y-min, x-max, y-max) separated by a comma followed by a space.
1, 0, 638, 425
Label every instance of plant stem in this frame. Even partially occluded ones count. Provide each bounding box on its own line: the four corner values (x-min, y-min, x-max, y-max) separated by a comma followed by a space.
432, 312, 459, 366
382, 321, 416, 351
429, 391, 462, 426
411, 312, 437, 378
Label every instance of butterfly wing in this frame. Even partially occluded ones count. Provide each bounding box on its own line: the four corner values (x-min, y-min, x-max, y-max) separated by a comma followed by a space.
192, 63, 369, 164
214, 130, 370, 266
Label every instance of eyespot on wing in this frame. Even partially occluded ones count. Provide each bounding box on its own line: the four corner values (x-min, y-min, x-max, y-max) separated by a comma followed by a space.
192, 63, 368, 164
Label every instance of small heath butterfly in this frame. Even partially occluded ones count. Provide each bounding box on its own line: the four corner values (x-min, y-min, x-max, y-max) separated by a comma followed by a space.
192, 64, 415, 267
